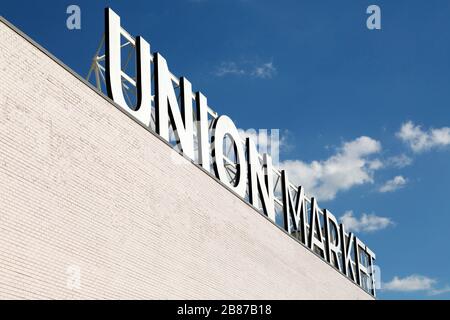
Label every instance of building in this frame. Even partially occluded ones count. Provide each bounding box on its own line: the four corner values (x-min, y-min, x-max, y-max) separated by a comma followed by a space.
0, 13, 374, 300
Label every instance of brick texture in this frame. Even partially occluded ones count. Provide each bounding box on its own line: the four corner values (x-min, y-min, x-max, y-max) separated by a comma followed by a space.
0, 20, 372, 300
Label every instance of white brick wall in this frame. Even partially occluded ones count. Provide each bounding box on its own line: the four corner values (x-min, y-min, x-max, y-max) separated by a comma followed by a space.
0, 19, 372, 300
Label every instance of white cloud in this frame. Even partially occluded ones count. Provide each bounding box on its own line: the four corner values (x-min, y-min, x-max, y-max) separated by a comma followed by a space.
397, 121, 450, 153
340, 211, 393, 233
251, 62, 276, 79
378, 175, 407, 193
368, 159, 383, 170
214, 62, 245, 77
428, 285, 450, 296
214, 60, 276, 79
383, 275, 436, 292
386, 154, 413, 168
281, 136, 382, 201
383, 275, 450, 296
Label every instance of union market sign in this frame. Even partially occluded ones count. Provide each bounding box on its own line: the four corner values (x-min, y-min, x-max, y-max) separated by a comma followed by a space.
88, 8, 378, 297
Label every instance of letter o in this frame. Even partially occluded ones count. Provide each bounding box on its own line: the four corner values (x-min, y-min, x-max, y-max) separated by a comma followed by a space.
211, 115, 247, 197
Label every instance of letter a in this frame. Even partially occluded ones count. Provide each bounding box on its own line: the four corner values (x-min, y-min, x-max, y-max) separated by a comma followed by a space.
66, 5, 81, 30
366, 5, 381, 30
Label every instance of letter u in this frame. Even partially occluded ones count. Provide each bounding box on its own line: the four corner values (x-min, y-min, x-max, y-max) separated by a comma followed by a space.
104, 7, 152, 126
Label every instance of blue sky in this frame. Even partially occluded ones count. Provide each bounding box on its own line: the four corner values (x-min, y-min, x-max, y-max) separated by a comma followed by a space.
2, 0, 450, 299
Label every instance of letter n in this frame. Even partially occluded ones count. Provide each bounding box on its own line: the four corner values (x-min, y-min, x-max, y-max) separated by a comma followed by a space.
154, 53, 194, 160
247, 138, 275, 222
